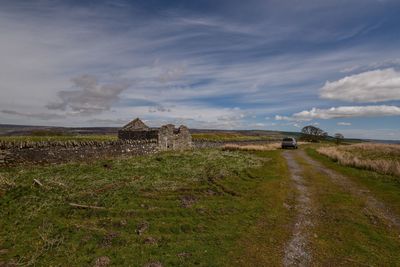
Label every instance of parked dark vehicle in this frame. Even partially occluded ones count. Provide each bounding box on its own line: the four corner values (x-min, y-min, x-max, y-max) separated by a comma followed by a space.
281, 137, 298, 149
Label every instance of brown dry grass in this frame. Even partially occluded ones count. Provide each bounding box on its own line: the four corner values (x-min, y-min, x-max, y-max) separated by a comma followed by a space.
222, 143, 281, 151
222, 142, 310, 152
317, 143, 400, 177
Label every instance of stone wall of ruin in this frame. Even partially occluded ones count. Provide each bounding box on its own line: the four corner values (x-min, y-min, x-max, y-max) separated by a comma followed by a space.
118, 130, 159, 140
158, 125, 192, 151
0, 139, 158, 166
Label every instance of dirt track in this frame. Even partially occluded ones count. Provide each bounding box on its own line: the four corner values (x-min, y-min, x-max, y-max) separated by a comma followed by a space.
282, 151, 314, 267
298, 150, 400, 231
283, 149, 400, 266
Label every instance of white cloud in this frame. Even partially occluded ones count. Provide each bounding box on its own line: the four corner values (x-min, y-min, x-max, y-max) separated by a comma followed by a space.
320, 68, 400, 102
275, 115, 295, 121
293, 123, 301, 128
276, 105, 400, 121
337, 122, 352, 126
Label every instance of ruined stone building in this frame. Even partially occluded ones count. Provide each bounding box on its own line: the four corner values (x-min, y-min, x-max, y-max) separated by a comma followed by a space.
118, 118, 192, 150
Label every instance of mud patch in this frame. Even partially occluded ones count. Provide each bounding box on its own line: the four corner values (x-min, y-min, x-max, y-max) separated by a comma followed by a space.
93, 256, 110, 267
136, 221, 149, 235
143, 236, 158, 245
143, 261, 163, 267
101, 232, 118, 247
180, 195, 197, 208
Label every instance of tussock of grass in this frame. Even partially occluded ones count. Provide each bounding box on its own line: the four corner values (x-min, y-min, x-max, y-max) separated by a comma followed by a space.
317, 143, 400, 177
0, 174, 16, 195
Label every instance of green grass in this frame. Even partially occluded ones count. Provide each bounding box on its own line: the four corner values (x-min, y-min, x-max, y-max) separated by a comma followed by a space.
191, 133, 280, 142
227, 150, 296, 266
306, 148, 400, 216
0, 149, 290, 266
295, 154, 400, 265
0, 134, 118, 143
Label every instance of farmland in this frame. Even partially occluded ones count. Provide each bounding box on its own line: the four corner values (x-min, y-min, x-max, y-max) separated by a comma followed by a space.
1, 139, 400, 266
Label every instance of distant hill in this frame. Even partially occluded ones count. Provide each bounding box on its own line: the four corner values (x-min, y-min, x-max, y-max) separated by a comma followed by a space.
0, 124, 119, 136
1, 123, 398, 144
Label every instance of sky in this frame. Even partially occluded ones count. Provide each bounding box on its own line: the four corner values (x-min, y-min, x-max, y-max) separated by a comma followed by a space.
0, 0, 400, 140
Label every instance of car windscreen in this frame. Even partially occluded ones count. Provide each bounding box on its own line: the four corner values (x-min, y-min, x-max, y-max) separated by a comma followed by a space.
283, 138, 293, 141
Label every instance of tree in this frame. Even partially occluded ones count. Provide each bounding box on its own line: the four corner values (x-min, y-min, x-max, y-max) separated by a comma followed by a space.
334, 133, 344, 144
301, 125, 327, 142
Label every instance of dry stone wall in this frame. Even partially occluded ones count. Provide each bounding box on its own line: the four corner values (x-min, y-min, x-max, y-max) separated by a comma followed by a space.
0, 139, 158, 166
0, 138, 280, 167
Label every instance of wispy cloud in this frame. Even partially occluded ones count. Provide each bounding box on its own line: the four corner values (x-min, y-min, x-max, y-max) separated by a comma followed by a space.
1, 109, 65, 120
0, 1, 399, 139
276, 105, 400, 121
337, 122, 352, 126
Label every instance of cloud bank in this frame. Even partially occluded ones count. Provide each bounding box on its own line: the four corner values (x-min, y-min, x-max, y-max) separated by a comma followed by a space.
320, 68, 400, 102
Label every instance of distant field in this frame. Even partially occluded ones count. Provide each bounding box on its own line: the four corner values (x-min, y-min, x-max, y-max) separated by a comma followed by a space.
0, 134, 118, 143
191, 132, 282, 141
0, 132, 283, 143
317, 143, 400, 177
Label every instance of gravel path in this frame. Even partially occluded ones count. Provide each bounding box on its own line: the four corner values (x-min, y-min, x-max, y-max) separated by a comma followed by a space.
282, 151, 314, 267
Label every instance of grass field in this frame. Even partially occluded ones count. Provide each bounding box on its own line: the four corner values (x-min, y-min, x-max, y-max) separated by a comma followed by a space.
317, 143, 400, 177
2, 141, 400, 266
2, 132, 277, 143
191, 132, 280, 142
0, 149, 293, 266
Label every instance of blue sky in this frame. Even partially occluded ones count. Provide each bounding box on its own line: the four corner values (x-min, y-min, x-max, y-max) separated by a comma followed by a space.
0, 0, 400, 139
